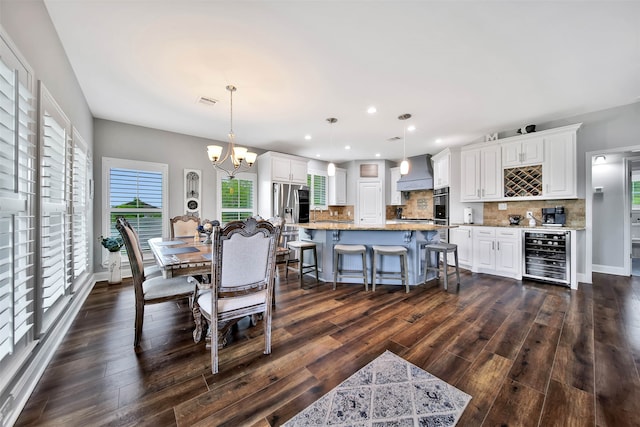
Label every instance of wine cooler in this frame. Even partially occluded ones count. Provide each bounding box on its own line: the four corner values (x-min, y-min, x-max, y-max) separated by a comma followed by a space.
522, 230, 571, 286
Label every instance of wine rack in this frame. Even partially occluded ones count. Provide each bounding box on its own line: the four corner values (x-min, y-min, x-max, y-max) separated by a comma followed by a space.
504, 165, 542, 198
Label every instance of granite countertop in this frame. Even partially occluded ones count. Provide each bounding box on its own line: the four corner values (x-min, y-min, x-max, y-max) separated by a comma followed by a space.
291, 221, 453, 231
450, 223, 585, 231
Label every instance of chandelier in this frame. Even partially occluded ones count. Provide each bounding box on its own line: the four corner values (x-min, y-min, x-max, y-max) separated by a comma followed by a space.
207, 85, 257, 179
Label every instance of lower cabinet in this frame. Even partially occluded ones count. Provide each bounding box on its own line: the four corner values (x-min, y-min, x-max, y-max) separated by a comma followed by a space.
449, 226, 473, 269
472, 227, 521, 279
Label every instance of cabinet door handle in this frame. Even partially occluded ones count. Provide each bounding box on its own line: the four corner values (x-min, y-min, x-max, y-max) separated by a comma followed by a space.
492, 241, 495, 250
468, 230, 471, 238
477, 189, 480, 197
497, 241, 500, 250
482, 189, 485, 197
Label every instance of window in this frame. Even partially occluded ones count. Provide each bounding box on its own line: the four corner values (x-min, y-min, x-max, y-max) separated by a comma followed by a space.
217, 172, 256, 223
307, 170, 327, 209
633, 171, 640, 210
102, 158, 167, 263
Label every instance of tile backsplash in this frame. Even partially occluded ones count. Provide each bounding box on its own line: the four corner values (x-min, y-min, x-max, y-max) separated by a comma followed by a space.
483, 199, 585, 227
385, 189, 434, 219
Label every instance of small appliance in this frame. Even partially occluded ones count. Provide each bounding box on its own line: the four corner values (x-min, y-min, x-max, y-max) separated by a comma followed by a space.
463, 208, 473, 224
509, 215, 521, 225
542, 206, 566, 226
395, 207, 403, 219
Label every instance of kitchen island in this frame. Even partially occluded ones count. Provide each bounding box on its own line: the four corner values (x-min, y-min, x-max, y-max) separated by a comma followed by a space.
290, 221, 451, 289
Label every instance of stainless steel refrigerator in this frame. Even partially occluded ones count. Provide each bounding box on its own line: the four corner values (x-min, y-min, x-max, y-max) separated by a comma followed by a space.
272, 183, 309, 223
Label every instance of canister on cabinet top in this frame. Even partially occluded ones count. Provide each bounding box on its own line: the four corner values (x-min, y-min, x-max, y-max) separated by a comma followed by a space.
463, 208, 473, 224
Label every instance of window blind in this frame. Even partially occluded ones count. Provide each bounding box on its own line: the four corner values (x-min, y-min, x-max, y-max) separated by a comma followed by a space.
72, 129, 88, 279
219, 175, 255, 223
307, 172, 327, 209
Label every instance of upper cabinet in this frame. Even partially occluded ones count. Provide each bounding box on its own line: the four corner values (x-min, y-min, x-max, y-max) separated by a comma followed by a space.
432, 149, 451, 189
460, 143, 502, 201
259, 151, 308, 184
460, 123, 581, 201
388, 167, 402, 205
501, 137, 544, 167
543, 126, 579, 198
328, 167, 347, 205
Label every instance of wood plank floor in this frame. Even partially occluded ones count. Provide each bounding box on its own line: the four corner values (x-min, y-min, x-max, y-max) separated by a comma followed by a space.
15, 268, 640, 426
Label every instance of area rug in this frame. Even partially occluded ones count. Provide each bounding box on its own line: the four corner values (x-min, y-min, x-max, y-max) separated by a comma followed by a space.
284, 350, 471, 426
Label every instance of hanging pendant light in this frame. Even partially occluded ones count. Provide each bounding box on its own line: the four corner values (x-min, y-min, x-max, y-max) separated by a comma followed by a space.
326, 117, 338, 176
206, 85, 257, 179
398, 113, 411, 175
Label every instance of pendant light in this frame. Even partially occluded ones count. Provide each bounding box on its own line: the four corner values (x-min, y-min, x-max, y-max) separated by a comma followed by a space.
326, 117, 338, 176
399, 113, 411, 175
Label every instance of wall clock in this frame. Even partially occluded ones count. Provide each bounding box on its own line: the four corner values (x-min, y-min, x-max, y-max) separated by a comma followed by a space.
184, 169, 201, 217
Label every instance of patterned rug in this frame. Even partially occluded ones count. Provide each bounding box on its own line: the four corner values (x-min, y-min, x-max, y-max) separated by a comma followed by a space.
284, 350, 471, 426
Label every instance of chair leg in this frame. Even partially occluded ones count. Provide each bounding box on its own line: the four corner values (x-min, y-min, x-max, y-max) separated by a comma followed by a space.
454, 249, 461, 285
372, 252, 378, 291
313, 247, 319, 283
264, 310, 272, 355
362, 251, 368, 291
298, 249, 304, 289
192, 302, 204, 343
402, 253, 409, 293
134, 301, 144, 347
333, 251, 339, 290
212, 317, 219, 374
443, 251, 449, 291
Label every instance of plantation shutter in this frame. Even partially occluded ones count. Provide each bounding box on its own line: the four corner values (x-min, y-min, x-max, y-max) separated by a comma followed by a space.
39, 84, 72, 331
0, 55, 36, 363
72, 129, 89, 279
307, 171, 327, 209
218, 174, 256, 223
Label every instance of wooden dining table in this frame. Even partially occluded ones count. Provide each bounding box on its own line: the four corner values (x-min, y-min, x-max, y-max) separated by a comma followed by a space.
148, 236, 212, 278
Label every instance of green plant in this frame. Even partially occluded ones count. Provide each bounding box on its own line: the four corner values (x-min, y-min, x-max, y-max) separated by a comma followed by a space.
100, 235, 124, 252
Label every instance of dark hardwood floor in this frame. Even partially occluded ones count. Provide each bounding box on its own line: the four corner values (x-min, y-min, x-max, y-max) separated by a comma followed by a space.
15, 267, 640, 426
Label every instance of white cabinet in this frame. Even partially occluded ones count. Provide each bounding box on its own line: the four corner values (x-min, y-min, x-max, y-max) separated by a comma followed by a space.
501, 137, 544, 167
328, 167, 347, 205
388, 167, 402, 205
263, 152, 308, 184
449, 226, 473, 269
432, 149, 451, 189
460, 144, 501, 201
543, 127, 578, 198
472, 227, 521, 279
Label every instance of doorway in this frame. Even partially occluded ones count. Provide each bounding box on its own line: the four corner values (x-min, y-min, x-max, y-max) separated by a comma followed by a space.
357, 180, 383, 224
628, 159, 640, 275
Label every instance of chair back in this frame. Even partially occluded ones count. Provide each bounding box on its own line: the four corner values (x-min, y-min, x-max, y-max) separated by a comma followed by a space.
212, 217, 280, 304
170, 215, 200, 239
115, 217, 145, 296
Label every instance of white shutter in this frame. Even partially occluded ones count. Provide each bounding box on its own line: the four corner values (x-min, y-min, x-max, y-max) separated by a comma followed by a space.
39, 84, 71, 330
0, 55, 35, 364
72, 129, 88, 279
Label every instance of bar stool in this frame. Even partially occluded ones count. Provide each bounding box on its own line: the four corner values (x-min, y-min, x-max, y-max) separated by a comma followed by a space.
371, 245, 409, 293
286, 240, 318, 288
424, 242, 460, 291
333, 244, 368, 291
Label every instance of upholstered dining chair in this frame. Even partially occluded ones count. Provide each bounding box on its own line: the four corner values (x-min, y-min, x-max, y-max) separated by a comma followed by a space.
192, 217, 280, 374
170, 214, 200, 239
116, 217, 196, 347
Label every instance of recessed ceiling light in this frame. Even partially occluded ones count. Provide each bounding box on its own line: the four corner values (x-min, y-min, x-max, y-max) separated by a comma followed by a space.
367, 106, 377, 114
407, 125, 416, 132
316, 154, 321, 157
435, 138, 442, 144
345, 145, 351, 150
305, 135, 312, 140
375, 153, 381, 157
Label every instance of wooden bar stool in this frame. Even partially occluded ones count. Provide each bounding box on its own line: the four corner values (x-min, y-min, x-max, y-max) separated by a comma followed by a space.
333, 244, 368, 291
286, 240, 318, 288
424, 242, 460, 291
371, 245, 409, 293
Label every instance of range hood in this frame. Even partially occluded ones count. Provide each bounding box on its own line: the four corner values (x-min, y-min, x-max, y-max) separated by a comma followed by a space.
396, 154, 434, 191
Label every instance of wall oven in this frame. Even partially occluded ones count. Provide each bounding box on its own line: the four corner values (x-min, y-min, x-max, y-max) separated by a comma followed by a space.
433, 187, 449, 242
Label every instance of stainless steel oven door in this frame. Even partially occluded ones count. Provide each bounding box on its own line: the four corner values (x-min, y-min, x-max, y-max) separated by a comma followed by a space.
433, 187, 449, 220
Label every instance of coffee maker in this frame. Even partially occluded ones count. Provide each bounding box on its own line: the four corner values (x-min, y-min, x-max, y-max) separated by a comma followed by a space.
542, 206, 566, 226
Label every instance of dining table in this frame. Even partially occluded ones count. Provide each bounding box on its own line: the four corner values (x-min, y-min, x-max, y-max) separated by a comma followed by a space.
148, 236, 212, 278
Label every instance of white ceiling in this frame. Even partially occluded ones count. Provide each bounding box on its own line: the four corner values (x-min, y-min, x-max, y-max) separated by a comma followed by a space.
43, 1, 640, 163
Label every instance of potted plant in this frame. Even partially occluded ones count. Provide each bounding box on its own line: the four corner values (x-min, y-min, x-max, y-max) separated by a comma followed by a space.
101, 235, 124, 284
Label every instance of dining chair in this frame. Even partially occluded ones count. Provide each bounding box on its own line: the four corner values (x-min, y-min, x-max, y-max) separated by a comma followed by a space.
170, 214, 200, 239
119, 217, 162, 278
192, 217, 280, 374
116, 217, 197, 347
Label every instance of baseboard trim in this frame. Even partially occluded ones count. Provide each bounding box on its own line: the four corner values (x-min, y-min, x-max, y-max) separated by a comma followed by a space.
592, 264, 627, 276
5, 275, 96, 427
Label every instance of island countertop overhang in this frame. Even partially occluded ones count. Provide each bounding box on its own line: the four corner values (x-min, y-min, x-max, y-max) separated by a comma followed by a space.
290, 222, 455, 231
